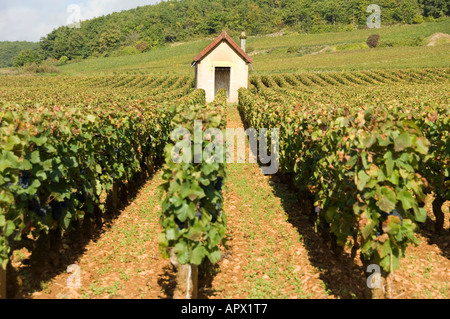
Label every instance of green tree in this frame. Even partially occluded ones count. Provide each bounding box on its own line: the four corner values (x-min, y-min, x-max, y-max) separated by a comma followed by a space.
98, 26, 122, 53
391, 0, 420, 23
13, 49, 42, 67
68, 30, 86, 58
0, 41, 38, 67
34, 0, 446, 62
420, 0, 449, 18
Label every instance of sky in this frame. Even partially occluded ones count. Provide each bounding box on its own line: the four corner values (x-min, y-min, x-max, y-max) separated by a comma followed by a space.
0, 0, 160, 42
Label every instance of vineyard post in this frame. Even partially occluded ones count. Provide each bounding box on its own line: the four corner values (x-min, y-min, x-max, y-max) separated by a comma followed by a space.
371, 275, 387, 299
170, 250, 198, 299
0, 265, 6, 299
365, 262, 388, 299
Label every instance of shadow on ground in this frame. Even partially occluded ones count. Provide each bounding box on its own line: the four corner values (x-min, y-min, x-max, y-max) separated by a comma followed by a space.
237, 104, 370, 299
417, 212, 450, 260
157, 265, 176, 299
8, 168, 159, 299
267, 175, 370, 299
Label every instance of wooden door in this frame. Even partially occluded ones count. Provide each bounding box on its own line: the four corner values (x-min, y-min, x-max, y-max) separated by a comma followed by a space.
214, 67, 230, 99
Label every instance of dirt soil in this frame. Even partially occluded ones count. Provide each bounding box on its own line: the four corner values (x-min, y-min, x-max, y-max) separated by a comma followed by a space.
426, 32, 450, 46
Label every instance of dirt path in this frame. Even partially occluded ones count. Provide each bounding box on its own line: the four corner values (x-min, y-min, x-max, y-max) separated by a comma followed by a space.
15, 172, 172, 299
203, 105, 329, 298
10, 105, 449, 299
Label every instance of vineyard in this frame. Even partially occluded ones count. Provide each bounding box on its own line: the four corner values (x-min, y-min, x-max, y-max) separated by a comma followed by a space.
0, 69, 449, 299
240, 68, 450, 298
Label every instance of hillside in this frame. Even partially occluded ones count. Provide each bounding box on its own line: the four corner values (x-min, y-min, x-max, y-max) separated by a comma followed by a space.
36, 0, 449, 63
58, 19, 450, 75
0, 41, 38, 68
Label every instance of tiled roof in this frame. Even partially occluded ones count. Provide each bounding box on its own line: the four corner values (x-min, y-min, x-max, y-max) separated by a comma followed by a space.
192, 30, 254, 64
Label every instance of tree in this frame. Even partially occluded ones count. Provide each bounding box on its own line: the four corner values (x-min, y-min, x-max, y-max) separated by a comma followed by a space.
32, 0, 447, 62
420, 0, 449, 18
98, 26, 122, 53
0, 41, 39, 67
391, 0, 420, 24
68, 30, 86, 58
13, 49, 42, 67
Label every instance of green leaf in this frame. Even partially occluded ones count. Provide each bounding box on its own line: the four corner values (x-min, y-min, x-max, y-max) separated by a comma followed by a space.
191, 244, 206, 265
3, 111, 14, 123
383, 151, 394, 176
35, 170, 47, 181
377, 240, 392, 259
376, 187, 396, 213
413, 206, 427, 223
31, 136, 47, 146
95, 179, 102, 196
180, 182, 192, 199
166, 227, 178, 241
0, 191, 14, 204
383, 216, 402, 235
25, 179, 41, 195
201, 163, 216, 176
397, 190, 415, 210
394, 132, 413, 152
346, 155, 357, 168
180, 181, 205, 200
86, 114, 96, 123
41, 159, 53, 171
356, 170, 370, 191
207, 249, 222, 264
415, 136, 430, 155
325, 206, 337, 222
169, 196, 184, 208
0, 215, 5, 227
30, 151, 40, 164
174, 241, 189, 264
19, 159, 32, 171
67, 157, 78, 168
158, 233, 169, 250
4, 220, 15, 237
0, 151, 19, 172
176, 202, 195, 222
5, 135, 21, 151
62, 212, 72, 228
361, 220, 374, 239
387, 170, 399, 186
184, 220, 203, 241
360, 132, 376, 148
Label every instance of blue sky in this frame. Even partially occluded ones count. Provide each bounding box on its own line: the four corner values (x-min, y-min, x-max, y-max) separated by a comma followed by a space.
0, 0, 160, 42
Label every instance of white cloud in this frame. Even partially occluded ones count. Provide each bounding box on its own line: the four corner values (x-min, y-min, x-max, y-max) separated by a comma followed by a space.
0, 0, 160, 42
0, 5, 65, 42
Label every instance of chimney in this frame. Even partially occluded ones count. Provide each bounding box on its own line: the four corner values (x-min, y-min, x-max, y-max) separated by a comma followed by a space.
240, 31, 247, 52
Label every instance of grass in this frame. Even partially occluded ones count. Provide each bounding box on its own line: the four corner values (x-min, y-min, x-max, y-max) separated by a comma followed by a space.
56, 19, 450, 75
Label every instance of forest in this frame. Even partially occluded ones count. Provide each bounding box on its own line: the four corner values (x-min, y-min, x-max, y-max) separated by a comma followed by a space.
5, 0, 450, 66
0, 42, 39, 68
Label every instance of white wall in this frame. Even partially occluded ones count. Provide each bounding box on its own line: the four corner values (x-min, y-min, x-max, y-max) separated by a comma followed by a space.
196, 41, 249, 103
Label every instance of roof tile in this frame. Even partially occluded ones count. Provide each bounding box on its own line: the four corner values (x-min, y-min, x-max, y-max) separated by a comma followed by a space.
192, 31, 253, 64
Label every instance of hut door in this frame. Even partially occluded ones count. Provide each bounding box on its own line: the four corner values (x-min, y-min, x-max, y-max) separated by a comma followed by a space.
214, 67, 230, 99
